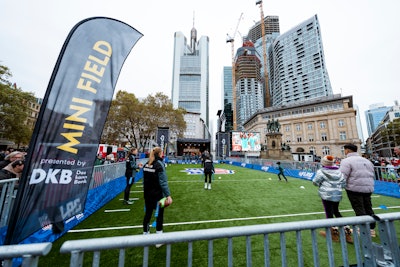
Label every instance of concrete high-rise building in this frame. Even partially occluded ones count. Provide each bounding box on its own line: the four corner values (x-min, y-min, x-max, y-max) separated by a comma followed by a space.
171, 26, 209, 134
268, 15, 333, 106
365, 103, 391, 136
234, 40, 264, 130
247, 16, 280, 42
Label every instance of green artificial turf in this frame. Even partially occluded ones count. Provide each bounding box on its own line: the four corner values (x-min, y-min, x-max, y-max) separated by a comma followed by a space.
40, 163, 400, 266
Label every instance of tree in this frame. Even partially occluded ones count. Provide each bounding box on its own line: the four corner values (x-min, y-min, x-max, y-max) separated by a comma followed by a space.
381, 118, 400, 148
102, 91, 186, 152
0, 64, 36, 147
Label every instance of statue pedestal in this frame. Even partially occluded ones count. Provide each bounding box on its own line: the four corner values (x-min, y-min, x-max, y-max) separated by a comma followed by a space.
260, 132, 292, 160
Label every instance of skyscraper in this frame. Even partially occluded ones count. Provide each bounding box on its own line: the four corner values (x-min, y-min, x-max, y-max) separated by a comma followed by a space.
249, 16, 280, 108
171, 26, 209, 128
268, 15, 333, 106
234, 40, 264, 130
247, 16, 280, 42
222, 66, 233, 132
365, 103, 391, 136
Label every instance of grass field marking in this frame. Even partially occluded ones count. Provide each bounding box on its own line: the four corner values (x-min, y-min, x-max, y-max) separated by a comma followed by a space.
104, 209, 131, 213
118, 198, 139, 201
170, 179, 277, 183
69, 205, 400, 233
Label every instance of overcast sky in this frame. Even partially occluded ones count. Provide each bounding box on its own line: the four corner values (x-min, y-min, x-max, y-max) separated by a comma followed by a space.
1, 0, 399, 140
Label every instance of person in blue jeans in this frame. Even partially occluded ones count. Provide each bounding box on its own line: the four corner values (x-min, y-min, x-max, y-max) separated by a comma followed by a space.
276, 162, 287, 182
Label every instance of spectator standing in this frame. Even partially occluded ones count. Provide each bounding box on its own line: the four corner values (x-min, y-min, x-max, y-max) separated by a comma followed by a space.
0, 160, 25, 190
94, 153, 104, 166
394, 146, 400, 157
313, 155, 352, 243
103, 154, 115, 164
124, 148, 141, 205
0, 151, 24, 169
339, 144, 376, 237
276, 162, 288, 182
142, 147, 172, 248
203, 155, 215, 190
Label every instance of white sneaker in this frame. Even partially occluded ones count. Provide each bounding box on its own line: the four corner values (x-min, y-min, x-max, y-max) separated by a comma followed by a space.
208, 184, 211, 190
155, 230, 163, 248
204, 183, 208, 189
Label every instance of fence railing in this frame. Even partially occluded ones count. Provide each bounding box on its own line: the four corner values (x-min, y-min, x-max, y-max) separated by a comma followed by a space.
1, 213, 399, 266
1, 160, 400, 266
57, 213, 400, 267
0, 242, 52, 267
0, 178, 18, 228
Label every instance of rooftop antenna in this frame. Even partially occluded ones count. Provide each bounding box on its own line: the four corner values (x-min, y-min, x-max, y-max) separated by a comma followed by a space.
190, 10, 197, 52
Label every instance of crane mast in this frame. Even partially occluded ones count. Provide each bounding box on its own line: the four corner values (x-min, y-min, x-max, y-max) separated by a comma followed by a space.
256, 0, 271, 107
226, 13, 243, 131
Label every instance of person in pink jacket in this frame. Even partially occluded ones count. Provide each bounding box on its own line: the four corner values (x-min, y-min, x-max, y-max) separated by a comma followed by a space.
339, 143, 376, 236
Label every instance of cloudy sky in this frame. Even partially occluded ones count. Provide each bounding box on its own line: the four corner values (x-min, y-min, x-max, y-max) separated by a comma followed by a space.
1, 0, 399, 140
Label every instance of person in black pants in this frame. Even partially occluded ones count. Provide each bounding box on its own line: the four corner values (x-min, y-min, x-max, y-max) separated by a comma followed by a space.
142, 147, 172, 248
203, 155, 215, 190
123, 148, 141, 205
276, 162, 287, 182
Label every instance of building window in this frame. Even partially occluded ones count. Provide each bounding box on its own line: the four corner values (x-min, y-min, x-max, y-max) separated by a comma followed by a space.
340, 146, 345, 157
320, 121, 326, 129
309, 146, 316, 155
297, 136, 302, 142
285, 125, 290, 132
338, 119, 345, 127
308, 134, 314, 142
321, 133, 327, 141
322, 146, 330, 155
296, 124, 301, 131
339, 131, 346, 140
286, 135, 291, 143
307, 123, 313, 130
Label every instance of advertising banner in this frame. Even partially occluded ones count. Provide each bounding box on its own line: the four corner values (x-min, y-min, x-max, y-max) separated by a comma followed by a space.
217, 132, 230, 159
231, 131, 261, 152
5, 17, 142, 244
157, 127, 169, 156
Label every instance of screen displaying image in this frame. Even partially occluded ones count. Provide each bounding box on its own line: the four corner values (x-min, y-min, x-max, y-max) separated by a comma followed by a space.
231, 132, 261, 152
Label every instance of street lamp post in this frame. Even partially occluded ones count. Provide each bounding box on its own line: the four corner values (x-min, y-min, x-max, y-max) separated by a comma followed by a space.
200, 118, 211, 140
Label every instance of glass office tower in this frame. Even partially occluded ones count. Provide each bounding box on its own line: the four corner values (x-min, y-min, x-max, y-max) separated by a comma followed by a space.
222, 66, 233, 132
268, 15, 333, 106
171, 26, 209, 126
365, 104, 391, 136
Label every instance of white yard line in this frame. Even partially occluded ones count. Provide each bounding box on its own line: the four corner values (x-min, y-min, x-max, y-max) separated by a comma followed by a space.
68, 205, 400, 233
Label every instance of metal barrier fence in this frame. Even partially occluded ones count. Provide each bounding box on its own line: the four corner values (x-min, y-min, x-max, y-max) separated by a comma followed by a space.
1, 160, 400, 266
0, 242, 52, 267
0, 178, 18, 228
226, 157, 400, 182
1, 213, 399, 266
57, 213, 400, 267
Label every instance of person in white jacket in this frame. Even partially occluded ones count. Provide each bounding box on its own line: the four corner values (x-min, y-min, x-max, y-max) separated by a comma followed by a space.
339, 143, 376, 237
313, 155, 352, 243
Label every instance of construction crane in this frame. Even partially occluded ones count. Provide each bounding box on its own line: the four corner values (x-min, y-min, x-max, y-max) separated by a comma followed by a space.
256, 0, 271, 107
226, 12, 243, 131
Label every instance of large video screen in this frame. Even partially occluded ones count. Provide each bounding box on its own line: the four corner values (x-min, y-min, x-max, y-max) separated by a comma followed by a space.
231, 132, 261, 152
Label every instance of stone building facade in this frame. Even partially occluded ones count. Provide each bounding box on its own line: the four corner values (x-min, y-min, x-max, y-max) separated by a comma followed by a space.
243, 94, 361, 159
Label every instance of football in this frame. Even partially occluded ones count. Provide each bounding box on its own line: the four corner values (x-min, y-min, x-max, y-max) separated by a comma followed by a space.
159, 197, 172, 208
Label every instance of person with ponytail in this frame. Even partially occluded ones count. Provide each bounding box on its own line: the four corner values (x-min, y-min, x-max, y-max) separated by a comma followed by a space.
142, 147, 173, 247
